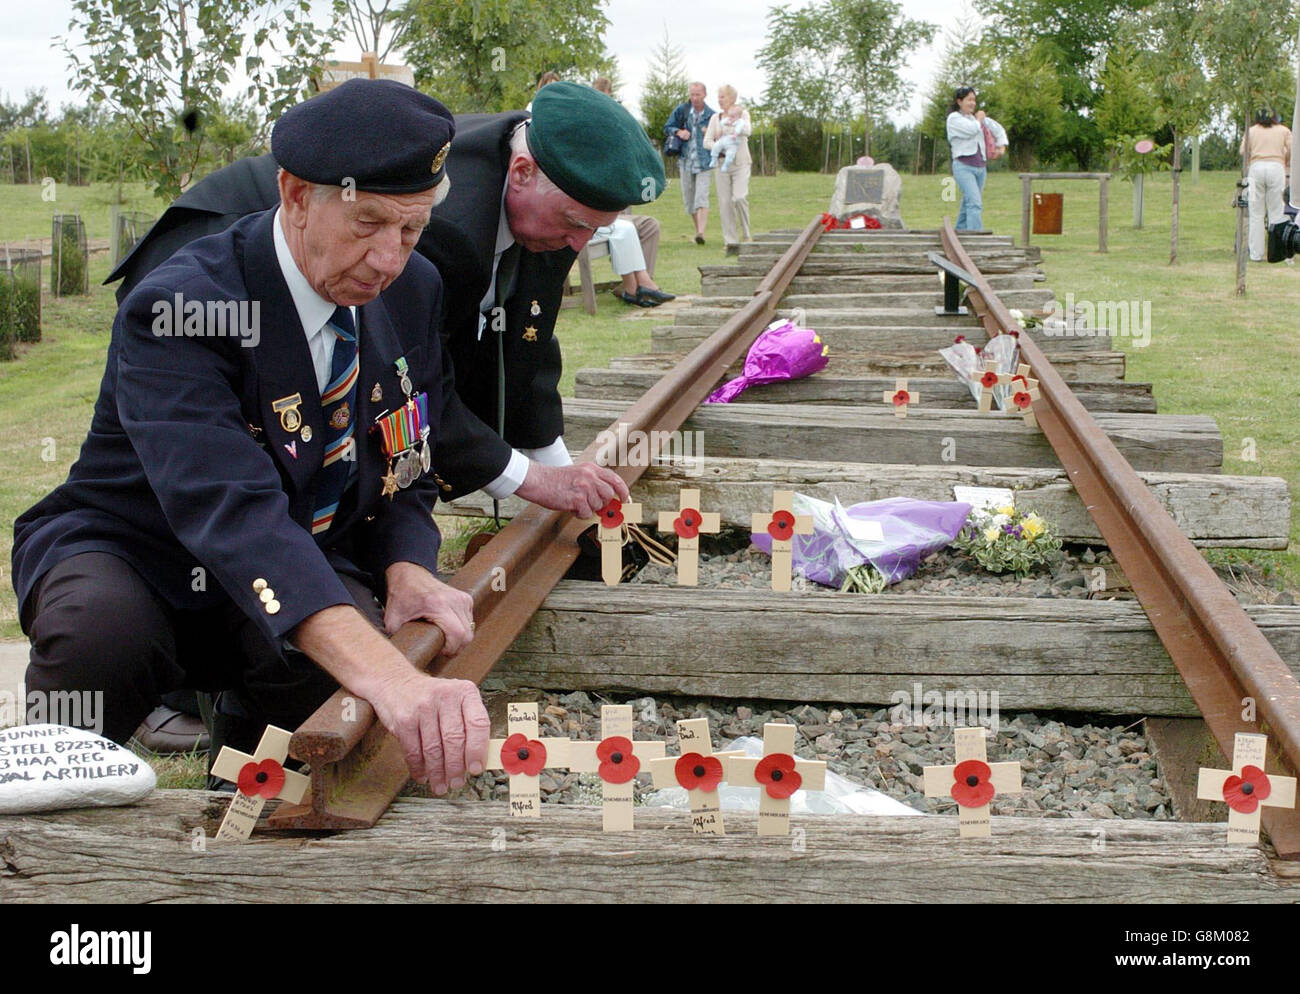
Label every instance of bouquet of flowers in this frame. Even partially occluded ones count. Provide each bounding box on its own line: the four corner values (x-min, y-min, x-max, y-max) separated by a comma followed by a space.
939, 332, 1020, 409
951, 504, 1063, 577
820, 212, 882, 232
704, 319, 829, 404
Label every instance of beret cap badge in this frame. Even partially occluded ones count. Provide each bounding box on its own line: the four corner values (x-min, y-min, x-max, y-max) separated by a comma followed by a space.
431, 141, 451, 174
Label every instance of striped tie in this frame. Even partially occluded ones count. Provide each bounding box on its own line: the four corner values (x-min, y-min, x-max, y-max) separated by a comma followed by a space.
312, 306, 359, 537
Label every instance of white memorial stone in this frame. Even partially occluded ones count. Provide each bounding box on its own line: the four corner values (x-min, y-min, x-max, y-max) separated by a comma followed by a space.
828, 162, 904, 228
0, 724, 156, 814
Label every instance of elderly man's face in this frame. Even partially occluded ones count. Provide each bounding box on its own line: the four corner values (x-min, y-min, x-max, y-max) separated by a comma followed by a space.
280, 173, 435, 308
504, 157, 619, 254
689, 84, 706, 108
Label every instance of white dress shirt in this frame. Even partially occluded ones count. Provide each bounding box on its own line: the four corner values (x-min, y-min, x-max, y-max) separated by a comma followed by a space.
272, 207, 354, 393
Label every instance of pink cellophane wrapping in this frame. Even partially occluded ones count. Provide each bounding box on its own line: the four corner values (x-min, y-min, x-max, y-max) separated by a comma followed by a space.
704, 320, 829, 404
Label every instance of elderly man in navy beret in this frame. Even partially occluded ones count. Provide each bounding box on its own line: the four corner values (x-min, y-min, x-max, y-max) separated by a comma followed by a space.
13, 81, 622, 793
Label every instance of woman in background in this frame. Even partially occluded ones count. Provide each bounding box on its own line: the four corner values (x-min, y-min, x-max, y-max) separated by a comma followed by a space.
946, 87, 1008, 232
1241, 108, 1292, 261
703, 84, 753, 255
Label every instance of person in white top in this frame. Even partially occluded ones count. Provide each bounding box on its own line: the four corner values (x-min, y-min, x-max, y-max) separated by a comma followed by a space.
946, 87, 1008, 232
703, 84, 754, 254
1241, 108, 1293, 261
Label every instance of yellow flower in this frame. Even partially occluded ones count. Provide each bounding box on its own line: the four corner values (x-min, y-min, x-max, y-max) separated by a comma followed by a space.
1021, 518, 1045, 539
983, 526, 1001, 543
996, 504, 1016, 517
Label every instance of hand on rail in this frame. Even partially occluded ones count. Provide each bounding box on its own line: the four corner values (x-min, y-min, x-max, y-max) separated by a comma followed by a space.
515, 460, 630, 517
368, 669, 490, 794
383, 561, 475, 656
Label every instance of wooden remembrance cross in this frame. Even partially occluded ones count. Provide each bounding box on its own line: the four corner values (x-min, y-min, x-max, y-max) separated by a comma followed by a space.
923, 726, 1022, 838
725, 722, 827, 836
883, 378, 920, 418
485, 702, 571, 818
210, 725, 311, 842
752, 490, 814, 592
568, 705, 666, 831
1197, 732, 1297, 845
658, 488, 720, 586
597, 497, 642, 586
648, 718, 744, 835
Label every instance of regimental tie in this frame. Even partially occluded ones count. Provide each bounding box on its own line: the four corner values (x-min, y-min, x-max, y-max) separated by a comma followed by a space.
312, 306, 359, 536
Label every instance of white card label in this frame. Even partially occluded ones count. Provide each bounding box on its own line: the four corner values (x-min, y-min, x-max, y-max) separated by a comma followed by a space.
953, 486, 1015, 514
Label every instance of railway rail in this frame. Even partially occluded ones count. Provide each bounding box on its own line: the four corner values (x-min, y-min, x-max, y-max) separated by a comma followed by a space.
268, 216, 1300, 864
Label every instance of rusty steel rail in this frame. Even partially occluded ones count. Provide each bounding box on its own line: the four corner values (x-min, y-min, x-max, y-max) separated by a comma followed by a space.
268, 217, 825, 829
941, 217, 1300, 859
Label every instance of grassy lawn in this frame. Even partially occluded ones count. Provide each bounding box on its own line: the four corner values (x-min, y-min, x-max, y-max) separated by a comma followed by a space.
0, 166, 1296, 641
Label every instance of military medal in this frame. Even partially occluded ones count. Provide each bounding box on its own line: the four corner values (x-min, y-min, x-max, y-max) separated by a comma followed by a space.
370, 383, 383, 403
300, 424, 313, 443
330, 402, 350, 431
530, 299, 541, 316
272, 393, 304, 433
371, 358, 429, 495
523, 325, 538, 342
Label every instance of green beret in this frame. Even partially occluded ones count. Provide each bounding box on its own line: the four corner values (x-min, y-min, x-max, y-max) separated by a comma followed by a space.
526, 81, 666, 211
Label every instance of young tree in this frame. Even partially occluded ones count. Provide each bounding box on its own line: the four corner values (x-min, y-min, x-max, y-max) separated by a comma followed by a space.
639, 29, 689, 146
1201, 0, 1299, 293
1093, 42, 1157, 145
757, 4, 844, 126
985, 42, 1065, 169
340, 0, 404, 62
976, 0, 1154, 168
62, 0, 342, 200
397, 0, 614, 114
832, 0, 937, 154
1140, 0, 1212, 263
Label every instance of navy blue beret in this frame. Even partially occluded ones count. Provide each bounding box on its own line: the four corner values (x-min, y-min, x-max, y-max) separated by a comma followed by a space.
271, 79, 455, 194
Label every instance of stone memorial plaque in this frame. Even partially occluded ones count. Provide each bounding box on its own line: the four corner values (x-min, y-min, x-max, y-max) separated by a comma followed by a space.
847, 170, 885, 205
0, 724, 156, 814
829, 163, 904, 228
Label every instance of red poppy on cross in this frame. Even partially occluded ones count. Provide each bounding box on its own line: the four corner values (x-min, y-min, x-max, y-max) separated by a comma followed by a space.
998, 363, 1041, 429
649, 718, 745, 835
976, 360, 1000, 412
725, 722, 826, 837
657, 488, 721, 586
1197, 732, 1296, 845
923, 726, 1022, 838
484, 702, 572, 818
883, 377, 920, 418
751, 490, 814, 592
210, 725, 311, 842
597, 497, 642, 586
567, 705, 666, 832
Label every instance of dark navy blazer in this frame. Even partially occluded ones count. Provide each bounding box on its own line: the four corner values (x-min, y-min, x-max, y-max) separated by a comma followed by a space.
13, 210, 456, 643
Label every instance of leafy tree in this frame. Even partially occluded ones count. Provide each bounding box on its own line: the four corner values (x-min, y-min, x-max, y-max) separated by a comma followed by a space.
975, 0, 1155, 167
396, 0, 615, 114
0, 89, 51, 132
639, 29, 689, 146
758, 0, 935, 156
984, 43, 1065, 169
919, 12, 994, 170
61, 0, 343, 200
1139, 0, 1213, 263
1093, 42, 1157, 144
832, 0, 936, 153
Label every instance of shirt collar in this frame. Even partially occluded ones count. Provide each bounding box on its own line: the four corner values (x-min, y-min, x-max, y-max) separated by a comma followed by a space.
272, 206, 338, 337
494, 177, 515, 256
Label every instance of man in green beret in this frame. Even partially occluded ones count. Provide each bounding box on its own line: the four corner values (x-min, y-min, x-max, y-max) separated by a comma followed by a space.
111, 81, 666, 511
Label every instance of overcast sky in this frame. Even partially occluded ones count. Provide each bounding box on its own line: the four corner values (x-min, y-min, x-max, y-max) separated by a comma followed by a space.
0, 0, 968, 125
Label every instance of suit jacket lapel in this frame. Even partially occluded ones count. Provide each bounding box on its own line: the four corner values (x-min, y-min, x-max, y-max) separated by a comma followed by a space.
242, 210, 323, 519
354, 295, 408, 513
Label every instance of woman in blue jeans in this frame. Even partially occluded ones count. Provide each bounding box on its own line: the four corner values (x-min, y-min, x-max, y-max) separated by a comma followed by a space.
946, 87, 1008, 231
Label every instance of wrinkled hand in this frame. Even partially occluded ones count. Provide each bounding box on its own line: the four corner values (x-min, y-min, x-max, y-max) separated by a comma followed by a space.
383, 561, 475, 656
368, 669, 490, 793
515, 461, 630, 517
677, 128, 691, 140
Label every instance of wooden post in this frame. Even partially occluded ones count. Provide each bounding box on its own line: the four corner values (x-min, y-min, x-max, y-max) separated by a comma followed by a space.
1133, 172, 1144, 229
1098, 175, 1109, 253
1020, 175, 1032, 248
1192, 134, 1200, 183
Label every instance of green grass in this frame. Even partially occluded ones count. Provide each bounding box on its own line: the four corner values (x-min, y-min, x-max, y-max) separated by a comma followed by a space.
0, 168, 1296, 639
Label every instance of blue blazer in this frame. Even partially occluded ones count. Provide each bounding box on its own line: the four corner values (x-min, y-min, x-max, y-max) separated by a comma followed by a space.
13, 210, 455, 642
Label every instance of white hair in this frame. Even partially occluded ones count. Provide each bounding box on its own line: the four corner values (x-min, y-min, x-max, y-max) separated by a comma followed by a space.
508, 123, 561, 197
